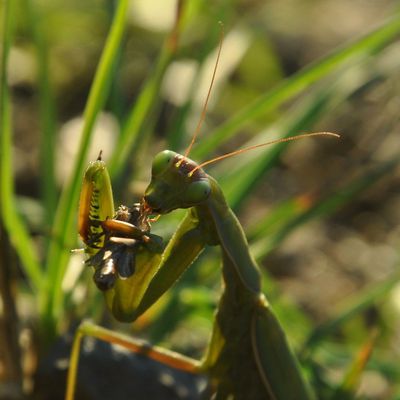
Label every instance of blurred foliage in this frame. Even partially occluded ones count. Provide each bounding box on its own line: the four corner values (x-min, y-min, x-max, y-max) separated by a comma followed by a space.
1, 0, 400, 398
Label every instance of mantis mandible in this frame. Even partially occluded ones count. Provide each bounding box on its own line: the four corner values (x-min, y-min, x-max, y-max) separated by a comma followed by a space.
66, 31, 339, 399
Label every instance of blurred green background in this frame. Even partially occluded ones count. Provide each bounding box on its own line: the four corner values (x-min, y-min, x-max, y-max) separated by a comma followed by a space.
1, 0, 400, 398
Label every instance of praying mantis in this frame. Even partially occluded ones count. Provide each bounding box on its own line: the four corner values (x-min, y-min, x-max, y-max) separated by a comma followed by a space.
66, 32, 340, 400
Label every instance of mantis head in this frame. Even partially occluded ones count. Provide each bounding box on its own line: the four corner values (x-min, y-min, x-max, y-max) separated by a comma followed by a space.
144, 150, 211, 214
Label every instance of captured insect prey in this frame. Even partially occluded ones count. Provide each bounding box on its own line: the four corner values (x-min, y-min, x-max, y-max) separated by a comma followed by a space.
85, 204, 163, 291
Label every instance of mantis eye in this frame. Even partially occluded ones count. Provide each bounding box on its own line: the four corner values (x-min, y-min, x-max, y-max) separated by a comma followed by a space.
184, 180, 211, 204
151, 150, 176, 176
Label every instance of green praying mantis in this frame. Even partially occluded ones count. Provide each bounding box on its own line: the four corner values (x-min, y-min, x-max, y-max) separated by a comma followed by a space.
65, 34, 340, 399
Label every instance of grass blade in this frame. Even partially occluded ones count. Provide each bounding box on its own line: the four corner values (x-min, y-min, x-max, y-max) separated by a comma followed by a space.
250, 155, 400, 260
25, 0, 58, 228
0, 0, 43, 292
219, 85, 336, 209
108, 0, 186, 178
301, 271, 400, 356
41, 0, 130, 337
191, 14, 400, 160
331, 329, 378, 400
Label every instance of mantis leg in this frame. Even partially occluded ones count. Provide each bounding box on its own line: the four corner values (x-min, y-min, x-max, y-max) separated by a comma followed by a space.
65, 320, 201, 400
110, 209, 209, 321
203, 249, 312, 400
251, 299, 315, 400
202, 250, 313, 400
200, 194, 314, 399
68, 212, 208, 399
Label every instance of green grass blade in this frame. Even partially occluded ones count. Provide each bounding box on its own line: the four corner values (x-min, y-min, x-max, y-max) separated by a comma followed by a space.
41, 0, 130, 337
108, 1, 186, 178
0, 0, 43, 293
301, 270, 400, 357
25, 0, 58, 227
250, 155, 400, 260
219, 86, 336, 209
218, 52, 391, 210
191, 14, 400, 160
247, 198, 305, 243
331, 330, 378, 400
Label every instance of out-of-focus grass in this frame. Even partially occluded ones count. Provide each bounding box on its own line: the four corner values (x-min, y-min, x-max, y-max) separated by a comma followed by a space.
190, 14, 400, 161
1, 0, 42, 292
25, 0, 58, 228
39, 0, 131, 340
2, 0, 400, 397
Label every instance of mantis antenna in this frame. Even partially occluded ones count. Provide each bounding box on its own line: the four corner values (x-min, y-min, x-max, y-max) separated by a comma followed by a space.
182, 22, 225, 160
189, 132, 340, 176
